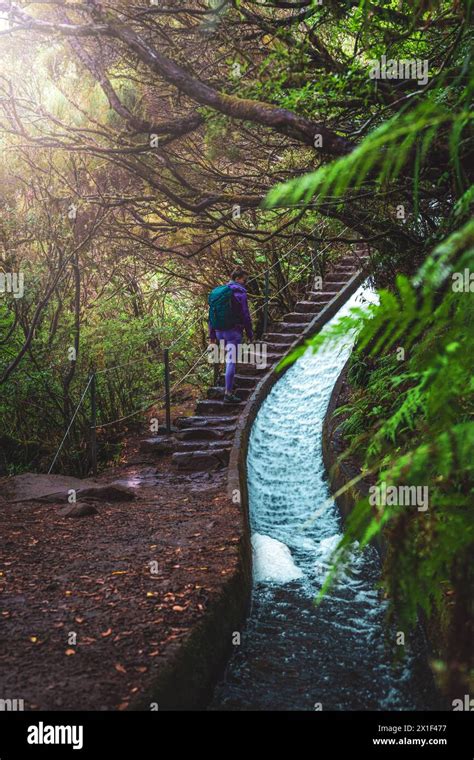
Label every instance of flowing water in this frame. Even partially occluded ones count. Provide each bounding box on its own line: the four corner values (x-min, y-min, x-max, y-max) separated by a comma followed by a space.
210, 285, 439, 711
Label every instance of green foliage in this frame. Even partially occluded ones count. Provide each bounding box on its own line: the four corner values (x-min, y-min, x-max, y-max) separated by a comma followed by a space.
264, 98, 471, 210
0, 268, 205, 475
283, 222, 474, 685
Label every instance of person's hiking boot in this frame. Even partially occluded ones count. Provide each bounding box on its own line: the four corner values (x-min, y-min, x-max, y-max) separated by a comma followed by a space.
223, 392, 241, 404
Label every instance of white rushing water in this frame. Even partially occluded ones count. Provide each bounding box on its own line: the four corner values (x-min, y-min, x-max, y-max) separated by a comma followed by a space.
211, 285, 437, 711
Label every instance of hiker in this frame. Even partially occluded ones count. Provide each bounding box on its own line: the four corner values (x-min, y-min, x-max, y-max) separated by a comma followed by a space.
208, 266, 254, 404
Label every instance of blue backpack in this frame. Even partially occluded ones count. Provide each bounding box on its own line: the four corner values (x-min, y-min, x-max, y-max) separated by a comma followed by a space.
208, 284, 237, 330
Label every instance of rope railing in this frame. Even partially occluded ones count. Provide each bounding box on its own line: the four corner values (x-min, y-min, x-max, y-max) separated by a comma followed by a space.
95, 345, 210, 430
47, 344, 212, 473
93, 389, 168, 430
93, 350, 163, 375
47, 375, 94, 475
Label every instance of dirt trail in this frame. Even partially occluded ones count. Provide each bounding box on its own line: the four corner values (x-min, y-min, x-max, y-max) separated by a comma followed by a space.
0, 428, 243, 711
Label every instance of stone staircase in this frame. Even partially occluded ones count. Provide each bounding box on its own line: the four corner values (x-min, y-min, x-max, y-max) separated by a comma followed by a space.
140, 254, 366, 471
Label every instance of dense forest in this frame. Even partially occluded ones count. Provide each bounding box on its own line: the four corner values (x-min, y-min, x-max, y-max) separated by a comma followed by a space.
0, 0, 472, 710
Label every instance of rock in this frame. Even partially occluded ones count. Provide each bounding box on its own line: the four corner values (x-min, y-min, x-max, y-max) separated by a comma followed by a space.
76, 484, 136, 502
2, 473, 98, 503
58, 503, 98, 517
39, 482, 136, 503
2, 473, 137, 504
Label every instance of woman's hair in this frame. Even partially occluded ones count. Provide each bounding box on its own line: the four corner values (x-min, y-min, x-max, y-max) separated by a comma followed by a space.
231, 266, 248, 281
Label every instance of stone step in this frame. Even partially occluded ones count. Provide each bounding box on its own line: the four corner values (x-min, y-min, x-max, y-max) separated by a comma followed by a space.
139, 436, 177, 455
233, 373, 260, 388
271, 351, 289, 362
175, 440, 233, 453
172, 448, 230, 471
282, 312, 315, 323
308, 290, 336, 297
308, 292, 337, 302
175, 415, 238, 429
235, 362, 269, 376
279, 321, 313, 333
262, 333, 295, 344
207, 386, 252, 401
258, 352, 284, 364
294, 301, 324, 314
176, 425, 235, 441
264, 342, 292, 354
195, 399, 245, 416
323, 276, 350, 285
236, 353, 283, 372
340, 253, 364, 261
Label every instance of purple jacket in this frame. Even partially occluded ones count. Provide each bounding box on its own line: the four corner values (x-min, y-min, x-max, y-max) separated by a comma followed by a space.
209, 280, 253, 341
